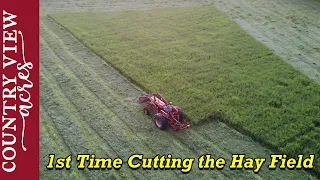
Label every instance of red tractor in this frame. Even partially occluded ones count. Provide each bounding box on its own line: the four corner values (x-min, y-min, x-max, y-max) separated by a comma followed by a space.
138, 93, 190, 130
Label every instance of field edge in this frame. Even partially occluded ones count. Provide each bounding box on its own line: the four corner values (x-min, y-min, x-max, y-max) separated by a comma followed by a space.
46, 8, 320, 177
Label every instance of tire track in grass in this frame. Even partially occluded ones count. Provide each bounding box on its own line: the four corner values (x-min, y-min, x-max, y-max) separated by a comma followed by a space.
41, 72, 93, 179
213, 0, 320, 83
41, 38, 143, 179
41, 106, 69, 155
41, 65, 127, 179
40, 106, 84, 180
263, 0, 320, 41
243, 0, 320, 44
253, 0, 320, 68
41, 24, 184, 180
40, 16, 228, 179
242, 0, 320, 62
224, 2, 318, 77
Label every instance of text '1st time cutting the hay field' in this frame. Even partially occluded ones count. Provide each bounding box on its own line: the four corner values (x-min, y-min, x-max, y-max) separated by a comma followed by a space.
46, 154, 316, 173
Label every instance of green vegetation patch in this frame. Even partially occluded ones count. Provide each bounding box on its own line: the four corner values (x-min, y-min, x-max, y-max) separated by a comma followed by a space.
50, 5, 320, 170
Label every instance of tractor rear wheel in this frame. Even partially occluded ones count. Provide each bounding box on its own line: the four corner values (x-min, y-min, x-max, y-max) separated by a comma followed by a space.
154, 113, 168, 130
143, 108, 149, 115
177, 107, 184, 123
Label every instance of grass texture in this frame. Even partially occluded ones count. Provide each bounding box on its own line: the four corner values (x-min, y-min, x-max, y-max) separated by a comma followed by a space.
51, 5, 320, 171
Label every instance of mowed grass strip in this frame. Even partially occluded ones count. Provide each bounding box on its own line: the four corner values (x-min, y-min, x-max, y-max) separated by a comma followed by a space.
51, 5, 320, 164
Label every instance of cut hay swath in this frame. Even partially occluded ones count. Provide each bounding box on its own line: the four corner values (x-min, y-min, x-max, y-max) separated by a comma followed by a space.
50, 5, 320, 173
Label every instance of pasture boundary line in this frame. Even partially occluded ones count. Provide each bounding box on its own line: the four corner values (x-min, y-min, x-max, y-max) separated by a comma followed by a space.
47, 12, 320, 178
47, 13, 320, 178
40, 1, 207, 15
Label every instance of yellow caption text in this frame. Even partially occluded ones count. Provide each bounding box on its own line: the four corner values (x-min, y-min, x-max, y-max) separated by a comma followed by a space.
46, 154, 315, 173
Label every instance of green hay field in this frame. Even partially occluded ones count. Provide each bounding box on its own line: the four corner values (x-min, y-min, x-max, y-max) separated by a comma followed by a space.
51, 5, 320, 171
